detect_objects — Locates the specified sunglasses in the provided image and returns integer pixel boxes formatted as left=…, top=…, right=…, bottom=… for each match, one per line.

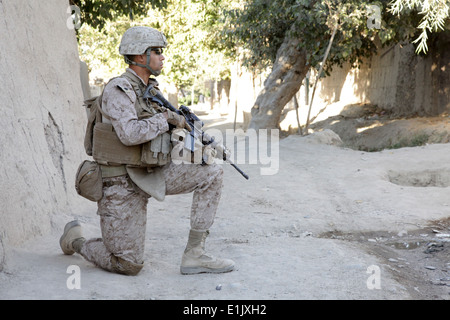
left=150, top=48, right=164, bottom=55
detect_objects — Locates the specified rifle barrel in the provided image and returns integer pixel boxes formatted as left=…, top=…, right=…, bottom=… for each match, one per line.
left=230, top=163, right=249, bottom=180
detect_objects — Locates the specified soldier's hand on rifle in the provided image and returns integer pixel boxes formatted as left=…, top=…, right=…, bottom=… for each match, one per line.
left=202, top=145, right=217, bottom=165
left=164, top=110, right=193, bottom=132
left=216, top=144, right=231, bottom=161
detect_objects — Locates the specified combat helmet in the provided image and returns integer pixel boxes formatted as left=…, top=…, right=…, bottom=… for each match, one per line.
left=119, top=26, right=168, bottom=76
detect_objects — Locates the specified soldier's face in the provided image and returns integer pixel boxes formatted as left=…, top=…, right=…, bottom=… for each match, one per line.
left=149, top=48, right=165, bottom=73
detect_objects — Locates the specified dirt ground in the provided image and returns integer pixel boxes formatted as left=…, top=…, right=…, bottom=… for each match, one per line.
left=307, top=105, right=450, bottom=300
left=1, top=108, right=450, bottom=301
left=309, top=103, right=450, bottom=152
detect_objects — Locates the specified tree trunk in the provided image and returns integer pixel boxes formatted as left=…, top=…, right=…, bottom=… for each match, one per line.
left=249, top=28, right=309, bottom=130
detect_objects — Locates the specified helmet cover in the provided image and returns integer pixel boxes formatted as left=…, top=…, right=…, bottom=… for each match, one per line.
left=119, top=26, right=167, bottom=56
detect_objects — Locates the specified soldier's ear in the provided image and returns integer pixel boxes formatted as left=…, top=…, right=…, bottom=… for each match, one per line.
left=133, top=54, right=145, bottom=64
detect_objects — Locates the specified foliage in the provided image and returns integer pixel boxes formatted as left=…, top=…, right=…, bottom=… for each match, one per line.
left=75, top=0, right=449, bottom=103
left=70, top=0, right=167, bottom=30
left=218, top=0, right=446, bottom=75
left=389, top=0, right=449, bottom=53
left=77, top=0, right=232, bottom=93
left=219, top=0, right=297, bottom=71
left=146, top=0, right=232, bottom=86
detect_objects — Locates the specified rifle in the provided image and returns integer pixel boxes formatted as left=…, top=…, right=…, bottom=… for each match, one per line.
left=143, top=85, right=249, bottom=180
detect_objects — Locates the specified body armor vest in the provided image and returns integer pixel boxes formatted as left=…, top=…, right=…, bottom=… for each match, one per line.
left=85, top=71, right=172, bottom=168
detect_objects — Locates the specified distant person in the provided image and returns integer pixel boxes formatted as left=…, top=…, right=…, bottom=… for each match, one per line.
left=60, top=26, right=235, bottom=276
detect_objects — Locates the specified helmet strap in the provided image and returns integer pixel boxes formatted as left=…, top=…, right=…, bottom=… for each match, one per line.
left=124, top=48, right=160, bottom=77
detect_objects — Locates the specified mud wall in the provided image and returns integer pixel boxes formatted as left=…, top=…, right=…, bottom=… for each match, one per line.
left=314, top=34, right=449, bottom=117
left=0, top=0, right=90, bottom=271
left=242, top=34, right=449, bottom=130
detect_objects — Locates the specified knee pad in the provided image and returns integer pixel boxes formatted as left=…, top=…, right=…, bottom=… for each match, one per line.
left=110, top=255, right=144, bottom=276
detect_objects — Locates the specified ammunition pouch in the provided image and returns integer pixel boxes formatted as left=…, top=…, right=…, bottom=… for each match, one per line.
left=75, top=160, right=103, bottom=202
left=141, top=132, right=171, bottom=167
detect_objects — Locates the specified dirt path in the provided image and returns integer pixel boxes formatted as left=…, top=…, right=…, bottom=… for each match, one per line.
left=1, top=113, right=450, bottom=300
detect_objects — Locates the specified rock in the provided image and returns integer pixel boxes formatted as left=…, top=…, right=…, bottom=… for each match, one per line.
left=397, top=230, right=408, bottom=237
left=303, top=129, right=343, bottom=146
left=424, top=242, right=444, bottom=254
left=436, top=234, right=450, bottom=238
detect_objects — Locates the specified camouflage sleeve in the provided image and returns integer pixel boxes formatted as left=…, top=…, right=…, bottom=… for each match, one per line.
left=102, top=78, right=169, bottom=146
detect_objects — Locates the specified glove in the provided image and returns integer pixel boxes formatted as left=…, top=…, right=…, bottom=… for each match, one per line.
left=213, top=143, right=231, bottom=161
left=203, top=145, right=217, bottom=165
left=166, top=110, right=193, bottom=132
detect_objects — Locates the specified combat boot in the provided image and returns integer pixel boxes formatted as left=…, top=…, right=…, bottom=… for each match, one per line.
left=180, top=230, right=235, bottom=275
left=60, top=220, right=85, bottom=255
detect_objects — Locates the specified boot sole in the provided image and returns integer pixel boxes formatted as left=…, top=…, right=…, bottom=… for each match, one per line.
left=180, top=264, right=235, bottom=275
left=59, top=220, right=81, bottom=255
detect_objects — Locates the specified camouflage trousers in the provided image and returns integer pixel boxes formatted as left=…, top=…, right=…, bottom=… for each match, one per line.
left=79, top=162, right=224, bottom=274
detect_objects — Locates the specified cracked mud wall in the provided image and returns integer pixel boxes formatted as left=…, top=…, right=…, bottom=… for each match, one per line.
left=0, top=0, right=88, bottom=270
left=302, top=35, right=449, bottom=122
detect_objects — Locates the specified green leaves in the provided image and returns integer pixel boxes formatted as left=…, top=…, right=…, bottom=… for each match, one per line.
left=77, top=0, right=232, bottom=92
left=218, top=0, right=444, bottom=75
left=71, top=0, right=168, bottom=30
left=76, top=0, right=447, bottom=93
left=388, top=0, right=450, bottom=53
left=217, top=0, right=292, bottom=71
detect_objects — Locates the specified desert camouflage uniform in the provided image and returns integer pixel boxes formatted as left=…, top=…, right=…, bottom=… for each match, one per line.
left=79, top=69, right=224, bottom=275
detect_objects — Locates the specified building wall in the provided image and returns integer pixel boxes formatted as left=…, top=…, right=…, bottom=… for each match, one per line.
left=0, top=0, right=92, bottom=271
left=309, top=38, right=449, bottom=121
left=234, top=36, right=449, bottom=130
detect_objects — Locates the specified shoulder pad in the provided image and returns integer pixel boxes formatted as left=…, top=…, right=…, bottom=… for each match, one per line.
left=109, top=78, right=136, bottom=103
left=148, top=78, right=159, bottom=87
